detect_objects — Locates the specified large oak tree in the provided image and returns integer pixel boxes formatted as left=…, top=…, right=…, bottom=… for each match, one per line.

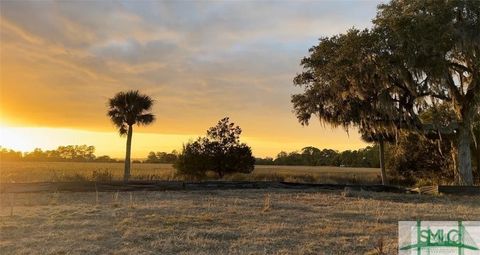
left=293, top=0, right=479, bottom=185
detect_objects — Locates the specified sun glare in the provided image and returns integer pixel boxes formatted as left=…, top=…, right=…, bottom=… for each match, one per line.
left=0, top=124, right=198, bottom=158
left=0, top=126, right=52, bottom=152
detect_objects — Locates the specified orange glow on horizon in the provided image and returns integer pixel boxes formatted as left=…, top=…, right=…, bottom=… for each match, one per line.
left=0, top=0, right=376, bottom=159
left=0, top=125, right=195, bottom=158
left=0, top=123, right=369, bottom=159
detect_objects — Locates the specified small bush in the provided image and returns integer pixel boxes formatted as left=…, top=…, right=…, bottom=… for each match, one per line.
left=174, top=117, right=255, bottom=179
left=386, top=132, right=454, bottom=186
left=92, top=170, right=113, bottom=182
left=63, top=173, right=89, bottom=182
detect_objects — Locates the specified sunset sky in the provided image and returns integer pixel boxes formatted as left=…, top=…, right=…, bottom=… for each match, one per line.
left=0, top=1, right=383, bottom=158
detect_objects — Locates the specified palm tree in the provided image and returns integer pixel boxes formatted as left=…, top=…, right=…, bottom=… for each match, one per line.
left=107, top=90, right=155, bottom=182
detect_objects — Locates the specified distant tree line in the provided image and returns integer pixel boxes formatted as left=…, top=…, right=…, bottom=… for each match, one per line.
left=1, top=143, right=380, bottom=168
left=145, top=151, right=179, bottom=163
left=0, top=145, right=118, bottom=162
left=255, top=146, right=380, bottom=168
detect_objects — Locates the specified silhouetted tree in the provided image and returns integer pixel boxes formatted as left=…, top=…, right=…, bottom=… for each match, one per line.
left=273, top=151, right=289, bottom=165
left=0, top=147, right=23, bottom=161
left=292, top=29, right=398, bottom=184
left=95, top=155, right=117, bottom=163
left=146, top=151, right=158, bottom=162
left=174, top=140, right=211, bottom=179
left=301, top=146, right=321, bottom=165
left=145, top=151, right=178, bottom=163
left=255, top=157, right=274, bottom=165
left=174, top=117, right=255, bottom=178
left=56, top=145, right=95, bottom=161
left=107, top=90, right=155, bottom=181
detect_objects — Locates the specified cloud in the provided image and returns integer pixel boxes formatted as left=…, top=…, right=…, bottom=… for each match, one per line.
left=0, top=0, right=382, bottom=151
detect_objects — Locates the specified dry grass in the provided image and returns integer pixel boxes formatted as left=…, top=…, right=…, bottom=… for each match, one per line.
left=0, top=162, right=381, bottom=184
left=0, top=189, right=478, bottom=254
left=0, top=162, right=175, bottom=183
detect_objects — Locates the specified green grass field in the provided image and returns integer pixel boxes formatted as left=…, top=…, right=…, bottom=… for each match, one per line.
left=0, top=161, right=381, bottom=184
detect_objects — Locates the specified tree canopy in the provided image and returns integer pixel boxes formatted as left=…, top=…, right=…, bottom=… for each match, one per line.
left=293, top=0, right=479, bottom=185
left=107, top=90, right=155, bottom=136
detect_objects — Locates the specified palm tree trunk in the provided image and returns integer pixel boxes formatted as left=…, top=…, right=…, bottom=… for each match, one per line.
left=379, top=138, right=388, bottom=185
left=124, top=125, right=133, bottom=182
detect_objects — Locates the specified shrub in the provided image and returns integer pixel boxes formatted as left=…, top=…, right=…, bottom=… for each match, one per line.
left=64, top=173, right=89, bottom=182
left=92, top=170, right=113, bottom=182
left=174, top=140, right=210, bottom=179
left=386, top=133, right=454, bottom=185
left=174, top=117, right=255, bottom=178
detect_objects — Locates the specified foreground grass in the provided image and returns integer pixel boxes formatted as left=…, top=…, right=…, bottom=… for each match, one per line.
left=0, top=161, right=381, bottom=184
left=0, top=190, right=478, bottom=254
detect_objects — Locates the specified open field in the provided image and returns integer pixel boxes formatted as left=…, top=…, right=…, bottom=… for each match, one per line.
left=0, top=162, right=381, bottom=184
left=0, top=189, right=479, bottom=254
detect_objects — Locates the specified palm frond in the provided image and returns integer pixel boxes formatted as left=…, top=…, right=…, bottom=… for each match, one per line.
left=136, top=113, right=155, bottom=125
left=119, top=124, right=128, bottom=136
left=138, top=95, right=153, bottom=111
left=107, top=90, right=155, bottom=135
left=108, top=92, right=127, bottom=109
